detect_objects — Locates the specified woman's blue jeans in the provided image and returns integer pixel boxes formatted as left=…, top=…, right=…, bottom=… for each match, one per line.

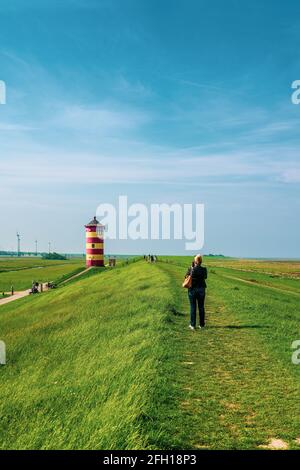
left=188, top=287, right=206, bottom=327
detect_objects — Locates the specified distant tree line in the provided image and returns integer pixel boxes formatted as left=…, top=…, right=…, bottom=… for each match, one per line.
left=207, top=254, right=225, bottom=257
left=42, top=252, right=67, bottom=260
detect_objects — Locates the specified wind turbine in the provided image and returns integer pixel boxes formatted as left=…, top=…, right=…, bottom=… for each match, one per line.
left=16, top=231, right=21, bottom=257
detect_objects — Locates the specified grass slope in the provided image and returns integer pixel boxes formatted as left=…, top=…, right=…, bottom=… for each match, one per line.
left=0, top=261, right=178, bottom=450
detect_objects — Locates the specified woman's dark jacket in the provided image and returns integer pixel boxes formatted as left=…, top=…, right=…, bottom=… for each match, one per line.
left=186, top=265, right=207, bottom=289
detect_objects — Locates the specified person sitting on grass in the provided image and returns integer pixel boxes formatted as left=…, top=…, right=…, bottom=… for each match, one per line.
left=186, top=254, right=207, bottom=331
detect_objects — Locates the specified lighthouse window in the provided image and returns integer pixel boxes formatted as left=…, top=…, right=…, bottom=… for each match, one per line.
left=92, top=243, right=95, bottom=248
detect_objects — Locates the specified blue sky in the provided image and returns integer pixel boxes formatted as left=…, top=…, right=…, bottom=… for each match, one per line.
left=0, top=0, right=300, bottom=257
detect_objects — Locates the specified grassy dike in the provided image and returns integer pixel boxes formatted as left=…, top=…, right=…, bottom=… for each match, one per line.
left=1, top=258, right=300, bottom=450
left=0, top=261, right=180, bottom=450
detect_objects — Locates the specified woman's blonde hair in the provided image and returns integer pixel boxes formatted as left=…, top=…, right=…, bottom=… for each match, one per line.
left=194, top=254, right=202, bottom=265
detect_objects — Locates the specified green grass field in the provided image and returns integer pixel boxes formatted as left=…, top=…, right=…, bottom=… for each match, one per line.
left=0, top=257, right=84, bottom=271
left=0, top=257, right=86, bottom=292
left=0, top=256, right=299, bottom=449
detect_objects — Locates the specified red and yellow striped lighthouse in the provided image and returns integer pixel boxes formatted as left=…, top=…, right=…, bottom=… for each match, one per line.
left=85, top=216, right=105, bottom=267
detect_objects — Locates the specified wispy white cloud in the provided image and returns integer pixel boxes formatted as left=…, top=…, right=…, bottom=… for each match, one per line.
left=175, top=79, right=225, bottom=92
left=113, top=76, right=154, bottom=98
left=0, top=122, right=37, bottom=131
left=1, top=138, right=300, bottom=187
left=50, top=103, right=150, bottom=134
left=281, top=169, right=300, bottom=183
left=1, top=55, right=299, bottom=192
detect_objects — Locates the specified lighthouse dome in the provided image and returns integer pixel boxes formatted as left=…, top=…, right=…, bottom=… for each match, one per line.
left=85, top=216, right=103, bottom=227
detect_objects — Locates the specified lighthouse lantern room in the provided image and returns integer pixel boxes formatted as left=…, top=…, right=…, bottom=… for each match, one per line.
left=85, top=216, right=105, bottom=267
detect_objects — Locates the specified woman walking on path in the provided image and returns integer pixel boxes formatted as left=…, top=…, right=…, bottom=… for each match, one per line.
left=185, top=255, right=207, bottom=331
